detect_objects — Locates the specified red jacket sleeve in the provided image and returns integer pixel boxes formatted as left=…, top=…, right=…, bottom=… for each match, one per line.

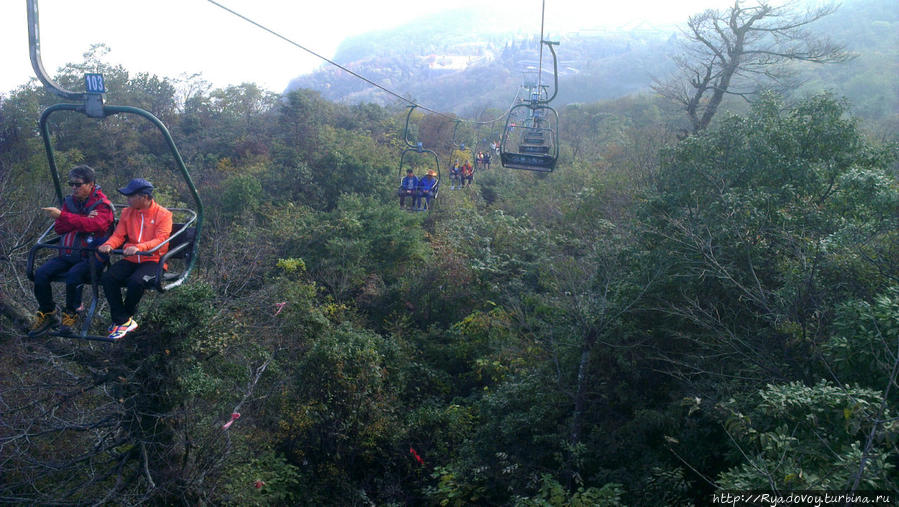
left=54, top=202, right=114, bottom=235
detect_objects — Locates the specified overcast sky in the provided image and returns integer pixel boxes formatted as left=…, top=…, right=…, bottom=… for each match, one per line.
left=1, top=0, right=737, bottom=96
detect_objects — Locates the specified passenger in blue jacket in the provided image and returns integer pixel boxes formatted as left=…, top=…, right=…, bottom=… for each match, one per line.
left=398, top=168, right=418, bottom=209
left=416, top=170, right=438, bottom=210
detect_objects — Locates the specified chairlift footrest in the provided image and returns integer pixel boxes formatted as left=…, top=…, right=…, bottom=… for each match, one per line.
left=47, top=330, right=120, bottom=342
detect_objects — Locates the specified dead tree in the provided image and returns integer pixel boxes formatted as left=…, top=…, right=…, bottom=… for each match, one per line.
left=653, top=0, right=851, bottom=134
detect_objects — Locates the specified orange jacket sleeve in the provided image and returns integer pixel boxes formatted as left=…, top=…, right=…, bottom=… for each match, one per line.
left=101, top=208, right=130, bottom=249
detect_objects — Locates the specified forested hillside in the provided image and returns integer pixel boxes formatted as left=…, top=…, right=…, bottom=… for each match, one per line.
left=1, top=13, right=898, bottom=506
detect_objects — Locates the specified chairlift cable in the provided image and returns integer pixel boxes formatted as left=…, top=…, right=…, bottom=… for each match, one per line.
left=206, top=0, right=514, bottom=126
left=537, top=0, right=546, bottom=93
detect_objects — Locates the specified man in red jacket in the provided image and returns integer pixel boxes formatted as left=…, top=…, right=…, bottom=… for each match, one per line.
left=98, top=178, right=173, bottom=340
left=29, top=165, right=114, bottom=337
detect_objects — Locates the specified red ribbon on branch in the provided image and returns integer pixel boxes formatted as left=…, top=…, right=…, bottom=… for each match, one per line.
left=409, top=446, right=423, bottom=465
left=221, top=412, right=241, bottom=429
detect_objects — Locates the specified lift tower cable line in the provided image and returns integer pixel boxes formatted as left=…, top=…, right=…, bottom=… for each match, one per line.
left=206, top=0, right=517, bottom=126
left=537, top=0, right=546, bottom=94
left=206, top=1, right=410, bottom=108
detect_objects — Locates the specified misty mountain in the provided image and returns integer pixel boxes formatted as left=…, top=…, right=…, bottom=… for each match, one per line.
left=287, top=6, right=679, bottom=113
left=287, top=0, right=897, bottom=118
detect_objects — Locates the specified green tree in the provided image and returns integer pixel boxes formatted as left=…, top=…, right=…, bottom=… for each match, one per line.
left=647, top=93, right=898, bottom=385
left=643, top=92, right=898, bottom=494
left=717, top=381, right=895, bottom=490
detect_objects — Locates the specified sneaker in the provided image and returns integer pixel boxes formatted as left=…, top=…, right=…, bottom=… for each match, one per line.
left=58, top=311, right=79, bottom=334
left=28, top=309, right=59, bottom=337
left=108, top=318, right=138, bottom=340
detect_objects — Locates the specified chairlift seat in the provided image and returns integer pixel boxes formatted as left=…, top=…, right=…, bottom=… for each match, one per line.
left=519, top=144, right=550, bottom=154
left=501, top=152, right=556, bottom=172
left=141, top=223, right=197, bottom=291
left=26, top=235, right=108, bottom=284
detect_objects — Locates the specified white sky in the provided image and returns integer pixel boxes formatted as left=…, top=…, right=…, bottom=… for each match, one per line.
left=0, top=0, right=736, bottom=96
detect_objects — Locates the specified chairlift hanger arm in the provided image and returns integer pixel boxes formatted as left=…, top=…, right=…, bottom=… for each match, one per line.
left=397, top=106, right=442, bottom=179
left=27, top=0, right=87, bottom=101
left=402, top=105, right=442, bottom=155
left=452, top=121, right=462, bottom=148
left=539, top=40, right=559, bottom=105
left=452, top=120, right=475, bottom=152
left=402, top=105, right=420, bottom=149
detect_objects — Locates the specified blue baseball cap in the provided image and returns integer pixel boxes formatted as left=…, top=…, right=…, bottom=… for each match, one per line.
left=118, top=178, right=154, bottom=196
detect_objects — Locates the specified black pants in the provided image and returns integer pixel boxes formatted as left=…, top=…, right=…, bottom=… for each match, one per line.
left=399, top=189, right=415, bottom=207
left=101, top=260, right=160, bottom=325
left=33, top=255, right=105, bottom=313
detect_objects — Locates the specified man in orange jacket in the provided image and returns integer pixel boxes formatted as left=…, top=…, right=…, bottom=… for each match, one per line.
left=98, top=178, right=172, bottom=340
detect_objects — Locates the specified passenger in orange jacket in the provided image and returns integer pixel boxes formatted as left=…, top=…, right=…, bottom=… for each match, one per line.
left=98, top=178, right=173, bottom=340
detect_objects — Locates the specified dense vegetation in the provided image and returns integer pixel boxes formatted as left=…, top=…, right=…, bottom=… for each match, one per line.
left=1, top=41, right=897, bottom=505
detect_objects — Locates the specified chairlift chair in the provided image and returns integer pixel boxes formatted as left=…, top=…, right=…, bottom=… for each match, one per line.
left=25, top=0, right=203, bottom=341
left=500, top=103, right=559, bottom=172
left=500, top=39, right=561, bottom=173
left=396, top=106, right=441, bottom=211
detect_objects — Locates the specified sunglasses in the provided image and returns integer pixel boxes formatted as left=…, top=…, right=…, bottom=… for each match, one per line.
left=68, top=181, right=87, bottom=187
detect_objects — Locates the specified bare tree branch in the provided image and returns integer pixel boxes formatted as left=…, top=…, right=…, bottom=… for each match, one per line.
left=653, top=0, right=851, bottom=133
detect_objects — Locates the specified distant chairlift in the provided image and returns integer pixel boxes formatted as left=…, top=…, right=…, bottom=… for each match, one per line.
left=396, top=105, right=440, bottom=210
left=500, top=40, right=560, bottom=173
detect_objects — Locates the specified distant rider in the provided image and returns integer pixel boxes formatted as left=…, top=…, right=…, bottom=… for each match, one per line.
left=399, top=168, right=418, bottom=209
left=416, top=170, right=438, bottom=210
